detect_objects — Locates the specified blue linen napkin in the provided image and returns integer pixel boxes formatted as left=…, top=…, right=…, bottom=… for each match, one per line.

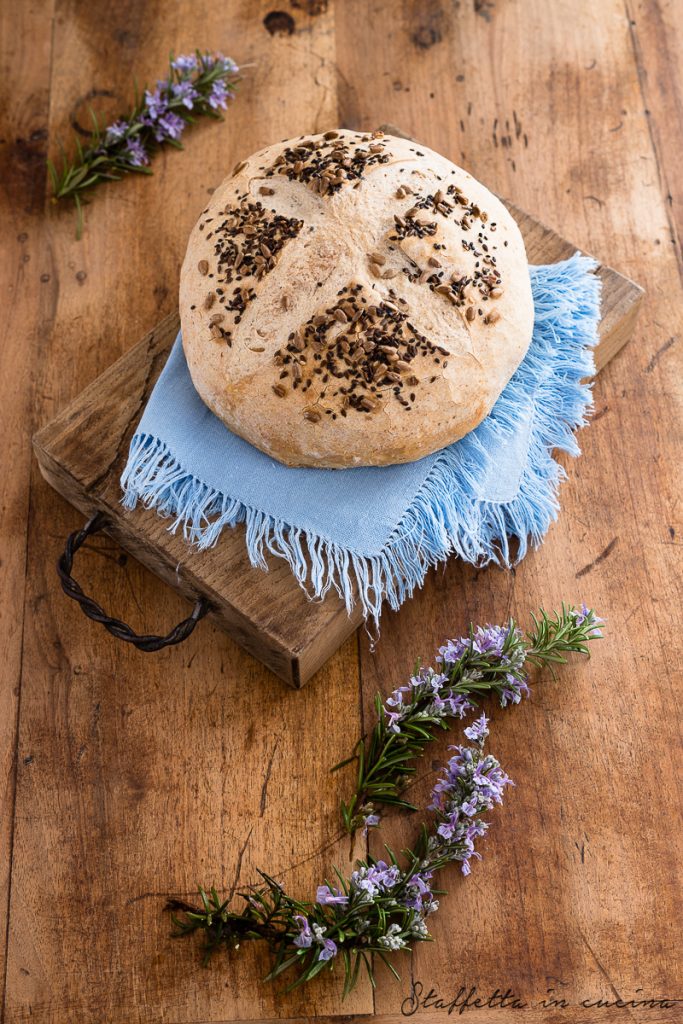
left=121, top=254, right=600, bottom=625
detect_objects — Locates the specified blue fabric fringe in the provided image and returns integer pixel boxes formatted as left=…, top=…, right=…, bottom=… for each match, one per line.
left=121, top=254, right=601, bottom=627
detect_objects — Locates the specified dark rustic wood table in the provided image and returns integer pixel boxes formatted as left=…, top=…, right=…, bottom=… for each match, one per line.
left=1, top=2, right=681, bottom=1022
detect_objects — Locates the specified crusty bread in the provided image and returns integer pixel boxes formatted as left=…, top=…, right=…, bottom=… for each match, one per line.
left=180, top=129, right=534, bottom=468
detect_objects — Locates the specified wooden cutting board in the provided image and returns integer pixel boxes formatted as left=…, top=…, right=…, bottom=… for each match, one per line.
left=32, top=201, right=643, bottom=687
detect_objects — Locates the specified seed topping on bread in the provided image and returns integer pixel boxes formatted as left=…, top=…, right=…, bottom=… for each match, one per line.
left=272, top=283, right=453, bottom=419
left=263, top=129, right=390, bottom=195
left=194, top=200, right=303, bottom=327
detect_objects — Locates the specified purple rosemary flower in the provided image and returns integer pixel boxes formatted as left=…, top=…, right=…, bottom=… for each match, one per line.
left=461, top=796, right=479, bottom=816
left=400, top=870, right=434, bottom=911
left=385, top=710, right=402, bottom=734
left=208, top=79, right=230, bottom=110
left=368, top=861, right=400, bottom=889
left=573, top=602, right=590, bottom=625
left=437, top=623, right=519, bottom=664
left=316, top=884, right=348, bottom=906
left=143, top=84, right=168, bottom=120
left=172, top=79, right=199, bottom=109
left=318, top=938, right=338, bottom=961
left=124, top=138, right=149, bottom=167
left=437, top=637, right=469, bottom=664
left=292, top=914, right=313, bottom=949
left=362, top=812, right=380, bottom=834
left=171, top=54, right=198, bottom=73
left=464, top=713, right=490, bottom=743
left=105, top=119, right=128, bottom=142
left=500, top=673, right=531, bottom=707
left=573, top=603, right=604, bottom=635
left=154, top=111, right=185, bottom=142
left=215, top=54, right=239, bottom=74
left=350, top=860, right=400, bottom=898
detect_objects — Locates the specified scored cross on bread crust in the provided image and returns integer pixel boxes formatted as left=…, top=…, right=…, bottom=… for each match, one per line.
left=180, top=129, right=533, bottom=468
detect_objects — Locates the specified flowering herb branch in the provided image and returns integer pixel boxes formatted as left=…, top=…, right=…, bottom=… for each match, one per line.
left=169, top=717, right=510, bottom=995
left=47, top=51, right=239, bottom=237
left=335, top=604, right=603, bottom=835
left=169, top=603, right=601, bottom=997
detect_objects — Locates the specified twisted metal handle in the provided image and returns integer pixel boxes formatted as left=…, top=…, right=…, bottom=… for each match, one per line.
left=57, top=512, right=209, bottom=651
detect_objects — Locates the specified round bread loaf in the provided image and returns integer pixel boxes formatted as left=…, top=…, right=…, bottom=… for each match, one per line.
left=180, top=129, right=534, bottom=468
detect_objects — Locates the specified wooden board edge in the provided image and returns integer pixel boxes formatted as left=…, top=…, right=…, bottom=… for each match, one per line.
left=593, top=265, right=645, bottom=372
left=32, top=432, right=366, bottom=687
left=32, top=308, right=181, bottom=455
left=31, top=439, right=301, bottom=686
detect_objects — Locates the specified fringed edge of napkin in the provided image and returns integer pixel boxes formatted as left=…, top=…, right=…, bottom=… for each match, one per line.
left=121, top=254, right=600, bottom=627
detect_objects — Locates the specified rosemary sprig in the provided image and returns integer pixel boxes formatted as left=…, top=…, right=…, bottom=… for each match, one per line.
left=335, top=603, right=603, bottom=834
left=170, top=603, right=601, bottom=996
left=170, top=720, right=510, bottom=996
left=47, top=50, right=239, bottom=237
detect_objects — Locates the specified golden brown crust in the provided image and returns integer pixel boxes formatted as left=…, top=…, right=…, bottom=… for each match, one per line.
left=180, top=130, right=534, bottom=468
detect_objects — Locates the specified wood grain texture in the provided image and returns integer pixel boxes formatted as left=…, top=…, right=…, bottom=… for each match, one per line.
left=32, top=199, right=642, bottom=686
left=0, top=0, right=56, bottom=1007
left=2, top=0, right=681, bottom=1022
